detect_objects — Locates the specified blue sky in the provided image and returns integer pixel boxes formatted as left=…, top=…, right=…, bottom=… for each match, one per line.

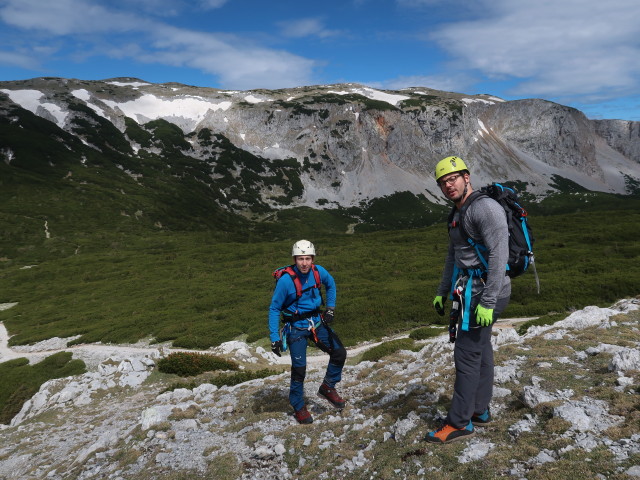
left=0, top=0, right=639, bottom=120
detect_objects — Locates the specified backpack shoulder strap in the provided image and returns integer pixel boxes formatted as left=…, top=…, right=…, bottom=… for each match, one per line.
left=310, top=264, right=321, bottom=289
left=274, top=264, right=323, bottom=311
left=273, top=265, right=303, bottom=298
left=451, top=190, right=487, bottom=238
left=283, top=266, right=303, bottom=298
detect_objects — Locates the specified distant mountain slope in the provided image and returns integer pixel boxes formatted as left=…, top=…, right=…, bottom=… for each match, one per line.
left=0, top=77, right=638, bottom=234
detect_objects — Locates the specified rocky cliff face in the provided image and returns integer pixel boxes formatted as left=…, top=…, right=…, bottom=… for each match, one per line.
left=593, top=119, right=640, bottom=164
left=1, top=78, right=639, bottom=216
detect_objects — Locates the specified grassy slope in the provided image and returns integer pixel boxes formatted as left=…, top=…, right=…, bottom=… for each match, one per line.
left=0, top=101, right=638, bottom=349
left=1, top=199, right=639, bottom=350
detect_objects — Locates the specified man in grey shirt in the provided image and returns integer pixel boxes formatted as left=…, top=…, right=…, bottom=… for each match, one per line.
left=425, top=156, right=511, bottom=444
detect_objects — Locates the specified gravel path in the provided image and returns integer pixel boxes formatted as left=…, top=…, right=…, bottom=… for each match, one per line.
left=0, top=302, right=533, bottom=369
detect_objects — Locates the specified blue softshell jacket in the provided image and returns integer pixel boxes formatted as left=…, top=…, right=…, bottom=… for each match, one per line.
left=268, top=264, right=336, bottom=342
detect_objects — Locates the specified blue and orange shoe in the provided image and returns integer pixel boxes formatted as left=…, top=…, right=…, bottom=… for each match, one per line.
left=425, top=421, right=475, bottom=443
left=471, top=408, right=492, bottom=425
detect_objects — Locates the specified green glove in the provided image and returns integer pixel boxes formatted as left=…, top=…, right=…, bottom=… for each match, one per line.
left=475, top=305, right=494, bottom=327
left=433, top=296, right=445, bottom=316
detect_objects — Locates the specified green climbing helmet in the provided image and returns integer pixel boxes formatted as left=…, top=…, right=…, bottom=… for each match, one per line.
left=434, top=156, right=469, bottom=182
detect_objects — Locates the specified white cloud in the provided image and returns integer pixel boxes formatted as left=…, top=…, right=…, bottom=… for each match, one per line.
left=0, top=0, right=148, bottom=35
left=0, top=49, right=42, bottom=69
left=277, top=18, right=342, bottom=39
left=0, top=0, right=316, bottom=90
left=145, top=26, right=316, bottom=89
left=199, top=0, right=228, bottom=9
left=429, top=0, right=640, bottom=99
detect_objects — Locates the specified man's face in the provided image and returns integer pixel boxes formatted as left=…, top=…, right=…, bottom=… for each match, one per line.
left=438, top=172, right=468, bottom=202
left=294, top=255, right=314, bottom=274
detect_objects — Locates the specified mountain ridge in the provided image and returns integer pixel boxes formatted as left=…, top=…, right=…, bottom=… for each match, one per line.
left=1, top=77, right=638, bottom=227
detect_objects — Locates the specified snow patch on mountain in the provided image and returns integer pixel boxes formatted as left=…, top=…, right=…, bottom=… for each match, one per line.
left=463, top=98, right=498, bottom=106
left=106, top=81, right=151, bottom=88
left=71, top=89, right=110, bottom=119
left=1, top=89, right=67, bottom=125
left=244, top=94, right=271, bottom=104
left=100, top=94, right=231, bottom=130
left=328, top=86, right=410, bottom=106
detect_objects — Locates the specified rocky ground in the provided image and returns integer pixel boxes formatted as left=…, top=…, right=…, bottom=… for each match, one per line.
left=0, top=298, right=639, bottom=480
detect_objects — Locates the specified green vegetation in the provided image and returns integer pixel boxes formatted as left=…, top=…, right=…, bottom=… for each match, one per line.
left=157, top=352, right=238, bottom=376
left=354, top=191, right=449, bottom=231
left=359, top=338, right=419, bottom=363
left=285, top=93, right=400, bottom=112
left=409, top=326, right=447, bottom=340
left=398, top=95, right=441, bottom=110
left=1, top=205, right=639, bottom=351
left=1, top=91, right=639, bottom=361
left=0, top=352, right=86, bottom=424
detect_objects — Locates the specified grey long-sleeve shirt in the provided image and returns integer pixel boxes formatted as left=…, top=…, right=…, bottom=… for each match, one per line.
left=436, top=195, right=511, bottom=309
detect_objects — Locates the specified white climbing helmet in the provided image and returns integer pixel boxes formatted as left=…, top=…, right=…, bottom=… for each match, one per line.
left=292, top=239, right=316, bottom=257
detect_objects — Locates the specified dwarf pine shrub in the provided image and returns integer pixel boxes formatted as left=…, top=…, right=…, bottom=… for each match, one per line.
left=162, top=368, right=278, bottom=393
left=409, top=326, right=446, bottom=340
left=0, top=352, right=86, bottom=424
left=359, top=338, right=418, bottom=363
left=157, top=352, right=238, bottom=377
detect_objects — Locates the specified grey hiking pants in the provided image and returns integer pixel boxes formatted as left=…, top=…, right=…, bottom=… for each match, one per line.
left=446, top=295, right=510, bottom=429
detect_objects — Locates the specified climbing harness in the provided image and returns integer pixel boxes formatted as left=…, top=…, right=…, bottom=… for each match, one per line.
left=449, top=266, right=486, bottom=331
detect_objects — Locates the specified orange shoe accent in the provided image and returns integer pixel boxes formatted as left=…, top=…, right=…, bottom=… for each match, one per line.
left=425, top=421, right=474, bottom=443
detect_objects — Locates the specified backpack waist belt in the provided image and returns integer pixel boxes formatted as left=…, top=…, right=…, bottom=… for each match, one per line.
left=282, top=309, right=321, bottom=322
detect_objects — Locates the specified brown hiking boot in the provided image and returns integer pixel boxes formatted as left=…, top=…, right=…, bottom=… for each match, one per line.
left=294, top=406, right=313, bottom=424
left=318, top=383, right=346, bottom=408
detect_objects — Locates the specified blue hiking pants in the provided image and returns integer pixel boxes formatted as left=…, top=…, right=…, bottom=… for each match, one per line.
left=287, top=319, right=347, bottom=411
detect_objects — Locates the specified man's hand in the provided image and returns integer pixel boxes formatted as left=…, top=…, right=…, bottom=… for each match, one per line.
left=475, top=305, right=494, bottom=327
left=433, top=296, right=445, bottom=316
left=323, top=308, right=335, bottom=325
left=271, top=340, right=283, bottom=357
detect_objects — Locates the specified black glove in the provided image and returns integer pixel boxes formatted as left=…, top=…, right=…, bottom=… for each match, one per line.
left=323, top=308, right=335, bottom=325
left=271, top=340, right=282, bottom=357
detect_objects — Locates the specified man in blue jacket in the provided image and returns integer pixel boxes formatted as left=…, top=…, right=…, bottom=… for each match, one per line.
left=269, top=239, right=347, bottom=424
left=426, top=156, right=511, bottom=444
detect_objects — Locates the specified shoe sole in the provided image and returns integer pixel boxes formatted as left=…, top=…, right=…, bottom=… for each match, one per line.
left=425, top=431, right=475, bottom=444
left=294, top=413, right=313, bottom=424
left=471, top=419, right=492, bottom=426
left=317, top=392, right=345, bottom=409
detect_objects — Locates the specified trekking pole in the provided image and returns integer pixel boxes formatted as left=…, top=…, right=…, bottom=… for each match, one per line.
left=530, top=254, right=540, bottom=294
